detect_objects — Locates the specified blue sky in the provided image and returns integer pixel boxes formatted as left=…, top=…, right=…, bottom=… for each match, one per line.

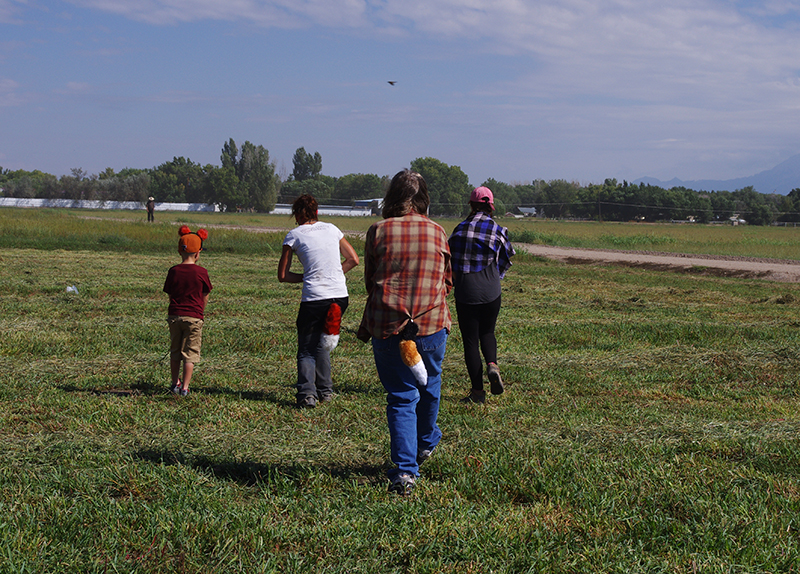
left=3, top=0, right=800, bottom=186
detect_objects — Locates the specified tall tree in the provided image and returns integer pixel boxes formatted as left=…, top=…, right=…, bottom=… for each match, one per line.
left=333, top=173, right=383, bottom=202
left=778, top=188, right=800, bottom=222
left=61, top=168, right=98, bottom=201
left=149, top=157, right=205, bottom=203
left=733, top=186, right=774, bottom=225
left=239, top=141, right=279, bottom=212
left=221, top=139, right=239, bottom=171
left=214, top=139, right=279, bottom=211
left=280, top=179, right=333, bottom=203
left=1, top=170, right=58, bottom=199
left=291, top=147, right=322, bottom=181
left=410, top=157, right=471, bottom=216
left=541, top=179, right=580, bottom=218
left=207, top=166, right=244, bottom=212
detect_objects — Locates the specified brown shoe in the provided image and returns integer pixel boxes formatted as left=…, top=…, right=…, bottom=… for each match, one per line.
left=461, top=389, right=486, bottom=404
left=487, top=363, right=504, bottom=395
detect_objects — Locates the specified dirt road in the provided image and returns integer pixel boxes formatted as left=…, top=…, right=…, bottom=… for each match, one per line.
left=517, top=244, right=800, bottom=283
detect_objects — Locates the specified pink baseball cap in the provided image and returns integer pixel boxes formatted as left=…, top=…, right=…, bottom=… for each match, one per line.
left=470, top=186, right=494, bottom=209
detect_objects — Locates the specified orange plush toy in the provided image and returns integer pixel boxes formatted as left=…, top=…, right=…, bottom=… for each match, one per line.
left=320, top=302, right=342, bottom=352
left=399, top=320, right=428, bottom=387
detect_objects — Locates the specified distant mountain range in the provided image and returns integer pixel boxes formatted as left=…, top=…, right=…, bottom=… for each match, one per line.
left=634, top=154, right=800, bottom=195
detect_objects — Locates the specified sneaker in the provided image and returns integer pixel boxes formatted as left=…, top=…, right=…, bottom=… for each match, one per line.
left=417, top=447, right=435, bottom=466
left=179, top=388, right=189, bottom=397
left=460, top=389, right=486, bottom=404
left=487, top=363, right=504, bottom=395
left=318, top=393, right=334, bottom=403
left=297, top=395, right=317, bottom=409
left=388, top=473, right=416, bottom=496
left=170, top=380, right=182, bottom=395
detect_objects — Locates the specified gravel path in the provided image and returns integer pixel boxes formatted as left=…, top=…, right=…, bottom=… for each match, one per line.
left=517, top=244, right=800, bottom=283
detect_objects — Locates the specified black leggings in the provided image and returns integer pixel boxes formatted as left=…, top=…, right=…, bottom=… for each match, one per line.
left=455, top=296, right=501, bottom=390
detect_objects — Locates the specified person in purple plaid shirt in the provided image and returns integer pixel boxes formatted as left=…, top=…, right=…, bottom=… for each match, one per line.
left=448, top=186, right=515, bottom=404
left=358, top=170, right=452, bottom=495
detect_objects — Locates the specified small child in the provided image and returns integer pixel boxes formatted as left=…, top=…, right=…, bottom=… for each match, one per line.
left=163, top=225, right=213, bottom=396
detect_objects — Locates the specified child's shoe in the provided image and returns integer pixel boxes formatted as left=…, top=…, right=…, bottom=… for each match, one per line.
left=170, top=380, right=182, bottom=395
left=179, top=388, right=189, bottom=397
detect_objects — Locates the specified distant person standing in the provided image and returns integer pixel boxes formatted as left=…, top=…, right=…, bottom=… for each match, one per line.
left=163, top=226, right=213, bottom=397
left=278, top=194, right=359, bottom=408
left=448, top=186, right=515, bottom=404
left=146, top=197, right=155, bottom=222
left=358, top=170, right=452, bottom=495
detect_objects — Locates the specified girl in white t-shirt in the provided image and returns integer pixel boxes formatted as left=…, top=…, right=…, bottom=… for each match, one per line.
left=278, top=194, right=359, bottom=408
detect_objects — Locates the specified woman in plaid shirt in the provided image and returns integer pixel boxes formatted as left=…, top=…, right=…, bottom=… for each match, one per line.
left=448, top=186, right=515, bottom=404
left=358, top=170, right=452, bottom=495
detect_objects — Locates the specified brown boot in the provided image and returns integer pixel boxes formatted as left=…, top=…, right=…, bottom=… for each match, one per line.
left=487, top=363, right=504, bottom=395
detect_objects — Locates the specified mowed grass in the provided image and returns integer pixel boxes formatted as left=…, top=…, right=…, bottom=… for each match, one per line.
left=1, top=208, right=800, bottom=572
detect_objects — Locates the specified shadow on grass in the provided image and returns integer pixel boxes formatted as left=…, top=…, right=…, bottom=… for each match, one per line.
left=134, top=448, right=386, bottom=487
left=57, top=380, right=161, bottom=397
left=57, top=380, right=380, bottom=408
left=202, top=385, right=295, bottom=406
left=334, top=381, right=385, bottom=396
left=56, top=381, right=385, bottom=409
left=57, top=381, right=299, bottom=406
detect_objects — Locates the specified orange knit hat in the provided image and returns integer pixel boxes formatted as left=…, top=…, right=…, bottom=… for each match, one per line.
left=178, top=225, right=208, bottom=254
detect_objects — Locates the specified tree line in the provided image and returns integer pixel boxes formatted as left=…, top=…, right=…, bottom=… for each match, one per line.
left=486, top=178, right=800, bottom=225
left=0, top=139, right=281, bottom=214
left=2, top=139, right=800, bottom=224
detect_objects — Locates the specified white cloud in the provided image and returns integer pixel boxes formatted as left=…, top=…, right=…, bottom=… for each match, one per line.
left=391, top=0, right=800, bottom=157
left=64, top=1, right=800, bottom=97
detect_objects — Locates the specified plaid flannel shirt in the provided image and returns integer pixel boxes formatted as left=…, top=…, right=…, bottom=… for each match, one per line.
left=357, top=213, right=452, bottom=341
left=448, top=212, right=515, bottom=278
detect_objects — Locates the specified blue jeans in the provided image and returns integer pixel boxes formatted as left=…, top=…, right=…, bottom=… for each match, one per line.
left=296, top=297, right=349, bottom=400
left=372, top=328, right=448, bottom=479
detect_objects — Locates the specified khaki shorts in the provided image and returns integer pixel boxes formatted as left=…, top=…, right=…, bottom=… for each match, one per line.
left=167, top=316, right=204, bottom=363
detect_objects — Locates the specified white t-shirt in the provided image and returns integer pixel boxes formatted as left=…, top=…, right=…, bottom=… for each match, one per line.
left=283, top=221, right=348, bottom=302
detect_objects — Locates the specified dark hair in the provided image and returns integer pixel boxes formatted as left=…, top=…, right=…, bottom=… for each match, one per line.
left=382, top=170, right=430, bottom=218
left=292, top=194, right=318, bottom=223
left=470, top=201, right=494, bottom=215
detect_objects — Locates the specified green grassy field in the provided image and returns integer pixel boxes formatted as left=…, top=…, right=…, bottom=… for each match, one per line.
left=13, top=208, right=800, bottom=260
left=1, top=208, right=799, bottom=573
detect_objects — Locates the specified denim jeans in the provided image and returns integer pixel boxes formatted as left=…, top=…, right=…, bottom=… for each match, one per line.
left=372, top=328, right=448, bottom=479
left=296, top=297, right=349, bottom=400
